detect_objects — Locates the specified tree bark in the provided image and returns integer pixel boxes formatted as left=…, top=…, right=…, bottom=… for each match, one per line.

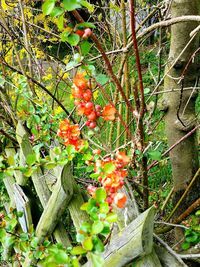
left=164, top=0, right=200, bottom=220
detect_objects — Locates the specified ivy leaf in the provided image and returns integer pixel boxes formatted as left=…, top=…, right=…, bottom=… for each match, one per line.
left=80, top=222, right=91, bottom=233
left=95, top=188, right=106, bottom=202
left=67, top=34, right=80, bottom=46
left=63, top=0, right=81, bottom=11
left=42, top=0, right=56, bottom=15
left=92, top=221, right=104, bottom=234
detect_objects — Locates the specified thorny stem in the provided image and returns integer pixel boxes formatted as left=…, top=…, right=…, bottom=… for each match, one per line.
left=72, top=10, right=135, bottom=114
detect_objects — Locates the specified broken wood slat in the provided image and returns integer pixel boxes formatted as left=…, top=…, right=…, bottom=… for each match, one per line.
left=50, top=150, right=90, bottom=231
left=16, top=121, right=51, bottom=206
left=36, top=164, right=73, bottom=240
left=3, top=175, right=16, bottom=208
left=13, top=183, right=33, bottom=233
left=84, top=207, right=155, bottom=267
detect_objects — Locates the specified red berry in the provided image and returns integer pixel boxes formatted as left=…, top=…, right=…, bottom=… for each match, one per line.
left=89, top=121, right=96, bottom=129
left=87, top=111, right=97, bottom=121
left=75, top=29, right=84, bottom=37
left=85, top=120, right=90, bottom=126
left=96, top=111, right=101, bottom=117
left=83, top=89, right=92, bottom=101
left=83, top=28, right=92, bottom=39
left=95, top=105, right=102, bottom=111
left=106, top=197, right=113, bottom=205
left=85, top=102, right=93, bottom=109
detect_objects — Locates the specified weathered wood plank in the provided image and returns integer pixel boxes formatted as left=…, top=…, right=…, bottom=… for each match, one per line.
left=16, top=121, right=51, bottom=206
left=132, top=248, right=162, bottom=267
left=36, top=164, right=73, bottom=240
left=14, top=183, right=33, bottom=232
left=155, top=245, right=188, bottom=267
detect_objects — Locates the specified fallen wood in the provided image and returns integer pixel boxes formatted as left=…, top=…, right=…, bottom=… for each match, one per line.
left=36, top=164, right=73, bottom=240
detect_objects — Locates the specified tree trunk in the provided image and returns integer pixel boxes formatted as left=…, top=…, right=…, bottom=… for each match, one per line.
left=164, top=0, right=199, bottom=221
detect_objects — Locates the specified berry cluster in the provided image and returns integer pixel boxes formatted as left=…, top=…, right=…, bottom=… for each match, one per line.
left=72, top=73, right=101, bottom=129
left=72, top=72, right=116, bottom=128
left=87, top=151, right=130, bottom=210
left=57, top=119, right=84, bottom=151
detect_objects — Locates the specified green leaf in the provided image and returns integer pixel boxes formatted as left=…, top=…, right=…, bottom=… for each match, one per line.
left=72, top=257, right=80, bottom=267
left=80, top=41, right=91, bottom=55
left=148, top=150, right=162, bottom=161
left=90, top=253, right=104, bottom=267
left=71, top=246, right=87, bottom=255
left=80, top=202, right=89, bottom=211
left=50, top=7, right=64, bottom=17
left=95, top=188, right=106, bottom=202
left=186, top=233, right=199, bottom=243
left=144, top=88, right=151, bottom=95
left=92, top=221, right=104, bottom=234
left=80, top=222, right=91, bottom=233
left=23, top=167, right=33, bottom=177
left=33, top=249, right=43, bottom=259
left=96, top=74, right=109, bottom=85
left=83, top=153, right=93, bottom=161
left=82, top=236, right=93, bottom=251
left=20, top=233, right=29, bottom=241
left=58, top=14, right=64, bottom=30
left=46, top=162, right=57, bottom=169
left=26, top=153, right=37, bottom=165
left=42, top=0, right=55, bottom=15
left=181, top=242, right=190, bottom=250
left=0, top=228, right=6, bottom=239
left=103, top=162, right=115, bottom=174
left=90, top=173, right=100, bottom=179
left=60, top=31, right=71, bottom=42
left=76, top=233, right=86, bottom=243
left=106, top=212, right=117, bottom=223
left=77, top=22, right=96, bottom=29
left=67, top=34, right=80, bottom=46
left=80, top=0, right=94, bottom=12
left=54, top=250, right=69, bottom=264
left=31, top=237, right=39, bottom=248
left=195, top=210, right=200, bottom=216
left=63, top=0, right=81, bottom=11
left=101, top=224, right=110, bottom=236
left=99, top=203, right=109, bottom=214
left=93, top=236, right=104, bottom=253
